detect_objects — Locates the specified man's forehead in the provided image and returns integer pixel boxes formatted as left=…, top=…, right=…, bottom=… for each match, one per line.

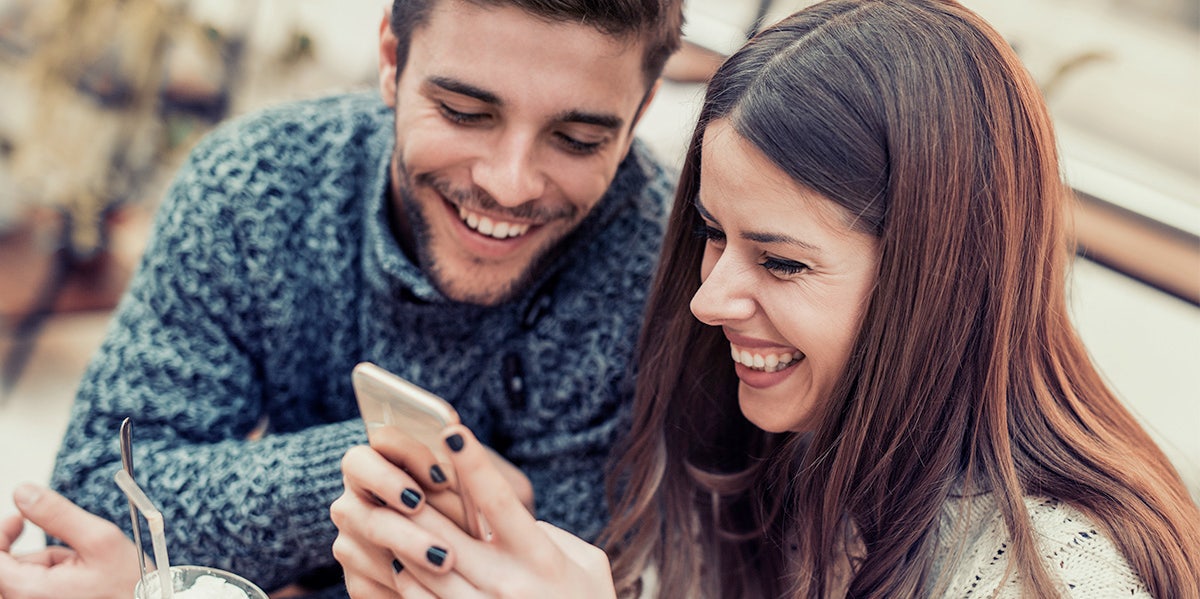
left=408, top=1, right=650, bottom=120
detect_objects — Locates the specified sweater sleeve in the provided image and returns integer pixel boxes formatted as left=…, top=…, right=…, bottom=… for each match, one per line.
left=48, top=125, right=359, bottom=592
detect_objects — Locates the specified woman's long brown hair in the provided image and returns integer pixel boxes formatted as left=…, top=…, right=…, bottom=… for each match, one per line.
left=600, top=0, right=1200, bottom=597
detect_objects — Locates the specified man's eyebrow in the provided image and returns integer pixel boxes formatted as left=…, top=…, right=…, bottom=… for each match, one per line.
left=426, top=76, right=500, bottom=105
left=693, top=195, right=822, bottom=251
left=426, top=78, right=623, bottom=131
left=556, top=110, right=623, bottom=131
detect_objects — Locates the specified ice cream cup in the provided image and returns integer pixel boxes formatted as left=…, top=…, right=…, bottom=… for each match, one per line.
left=134, top=565, right=268, bottom=599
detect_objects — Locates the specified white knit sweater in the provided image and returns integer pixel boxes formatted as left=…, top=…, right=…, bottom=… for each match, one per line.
left=934, top=495, right=1151, bottom=597
left=639, top=495, right=1151, bottom=597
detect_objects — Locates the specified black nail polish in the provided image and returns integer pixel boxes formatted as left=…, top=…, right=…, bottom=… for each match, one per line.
left=430, top=464, right=447, bottom=484
left=445, top=434, right=465, bottom=452
left=400, top=488, right=421, bottom=509
left=392, top=558, right=404, bottom=574
left=427, top=545, right=448, bottom=567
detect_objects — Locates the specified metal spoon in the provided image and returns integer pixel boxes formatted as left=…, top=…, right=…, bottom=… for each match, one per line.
left=120, top=417, right=149, bottom=581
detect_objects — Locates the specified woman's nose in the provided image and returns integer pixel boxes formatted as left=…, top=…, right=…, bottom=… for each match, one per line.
left=690, top=254, right=757, bottom=326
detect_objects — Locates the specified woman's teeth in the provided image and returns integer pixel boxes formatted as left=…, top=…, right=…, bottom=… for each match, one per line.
left=730, top=344, right=803, bottom=373
left=459, top=207, right=531, bottom=239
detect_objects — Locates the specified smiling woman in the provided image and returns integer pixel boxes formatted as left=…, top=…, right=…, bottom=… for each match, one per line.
left=689, top=120, right=881, bottom=435
left=601, top=0, right=1200, bottom=597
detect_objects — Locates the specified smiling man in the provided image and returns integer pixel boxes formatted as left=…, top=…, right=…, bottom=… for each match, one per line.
left=39, top=0, right=682, bottom=597
left=381, top=0, right=665, bottom=305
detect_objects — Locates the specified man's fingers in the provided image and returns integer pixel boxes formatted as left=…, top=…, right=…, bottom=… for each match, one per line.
left=0, top=513, right=24, bottom=552
left=11, top=484, right=127, bottom=556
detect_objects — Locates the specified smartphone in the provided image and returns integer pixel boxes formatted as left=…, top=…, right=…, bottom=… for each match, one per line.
left=351, top=361, right=489, bottom=539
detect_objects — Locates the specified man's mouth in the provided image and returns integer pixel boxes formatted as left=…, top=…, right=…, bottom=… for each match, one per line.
left=456, top=205, right=533, bottom=240
left=730, top=343, right=804, bottom=373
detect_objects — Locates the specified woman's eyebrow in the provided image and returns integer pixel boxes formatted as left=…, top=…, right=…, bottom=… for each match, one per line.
left=694, top=195, right=822, bottom=251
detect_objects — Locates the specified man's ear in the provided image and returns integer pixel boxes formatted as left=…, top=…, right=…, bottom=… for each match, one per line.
left=378, top=10, right=399, bottom=108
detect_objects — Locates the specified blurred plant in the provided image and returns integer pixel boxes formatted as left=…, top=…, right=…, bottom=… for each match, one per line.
left=1041, top=49, right=1113, bottom=101
left=0, top=0, right=249, bottom=397
left=279, top=28, right=316, bottom=68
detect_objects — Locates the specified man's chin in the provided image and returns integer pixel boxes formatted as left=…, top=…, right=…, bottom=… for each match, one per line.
left=431, top=270, right=529, bottom=306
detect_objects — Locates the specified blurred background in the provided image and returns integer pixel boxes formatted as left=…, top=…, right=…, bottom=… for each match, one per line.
left=1, top=0, right=1197, bottom=555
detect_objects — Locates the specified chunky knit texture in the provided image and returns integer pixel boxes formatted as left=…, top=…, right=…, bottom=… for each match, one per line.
left=934, top=495, right=1152, bottom=597
left=49, top=92, right=674, bottom=593
left=637, top=495, right=1151, bottom=598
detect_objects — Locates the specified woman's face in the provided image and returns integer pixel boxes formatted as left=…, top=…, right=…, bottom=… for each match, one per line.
left=690, top=120, right=881, bottom=433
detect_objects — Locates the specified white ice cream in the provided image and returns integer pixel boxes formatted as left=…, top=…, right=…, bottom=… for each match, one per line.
left=171, top=575, right=251, bottom=599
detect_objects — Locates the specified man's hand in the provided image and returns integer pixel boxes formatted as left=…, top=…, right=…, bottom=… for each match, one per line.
left=0, top=484, right=142, bottom=599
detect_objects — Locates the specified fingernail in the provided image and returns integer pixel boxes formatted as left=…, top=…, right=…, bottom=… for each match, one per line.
left=391, top=558, right=404, bottom=574
left=426, top=545, right=448, bottom=567
left=445, top=434, right=464, bottom=453
left=429, top=465, right=447, bottom=484
left=13, top=484, right=41, bottom=510
left=400, top=488, right=421, bottom=509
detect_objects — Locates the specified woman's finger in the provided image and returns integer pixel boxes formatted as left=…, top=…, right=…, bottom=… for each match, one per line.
left=331, top=490, right=414, bottom=590
left=443, top=426, right=538, bottom=539
left=354, top=503, right=493, bottom=598
left=395, top=546, right=486, bottom=599
left=342, top=445, right=430, bottom=516
left=344, top=564, right=404, bottom=599
left=348, top=437, right=469, bottom=529
left=370, top=426, right=455, bottom=491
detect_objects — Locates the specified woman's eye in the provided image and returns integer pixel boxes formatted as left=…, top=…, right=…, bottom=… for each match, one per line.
left=761, top=257, right=808, bottom=277
left=693, top=222, right=726, bottom=245
left=439, top=103, right=486, bottom=124
left=555, top=132, right=602, bottom=155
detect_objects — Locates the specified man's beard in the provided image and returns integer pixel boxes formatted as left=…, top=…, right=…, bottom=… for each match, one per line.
left=393, top=161, right=579, bottom=306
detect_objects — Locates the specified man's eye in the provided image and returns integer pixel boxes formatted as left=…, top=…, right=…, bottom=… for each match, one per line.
left=555, top=132, right=602, bottom=155
left=439, top=103, right=486, bottom=124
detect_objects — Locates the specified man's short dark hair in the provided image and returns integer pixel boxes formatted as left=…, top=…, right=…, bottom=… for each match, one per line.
left=389, top=0, right=683, bottom=89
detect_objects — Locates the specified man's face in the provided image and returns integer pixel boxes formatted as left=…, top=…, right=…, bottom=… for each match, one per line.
left=377, top=0, right=655, bottom=305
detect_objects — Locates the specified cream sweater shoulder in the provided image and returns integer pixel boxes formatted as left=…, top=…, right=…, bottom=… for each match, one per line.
left=935, top=495, right=1152, bottom=598
left=638, top=495, right=1151, bottom=597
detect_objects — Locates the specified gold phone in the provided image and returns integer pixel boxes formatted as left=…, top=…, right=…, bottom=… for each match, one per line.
left=351, top=361, right=488, bottom=539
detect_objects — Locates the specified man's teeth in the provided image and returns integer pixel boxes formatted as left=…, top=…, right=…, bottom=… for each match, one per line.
left=459, top=207, right=531, bottom=239
left=730, top=344, right=803, bottom=373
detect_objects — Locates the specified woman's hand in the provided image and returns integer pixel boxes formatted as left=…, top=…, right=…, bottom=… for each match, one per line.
left=0, top=484, right=142, bottom=599
left=331, top=425, right=615, bottom=598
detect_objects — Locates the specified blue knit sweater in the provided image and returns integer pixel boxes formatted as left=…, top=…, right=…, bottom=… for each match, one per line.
left=49, top=93, right=673, bottom=593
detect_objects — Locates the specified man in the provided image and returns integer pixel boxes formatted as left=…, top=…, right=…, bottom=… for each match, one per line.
left=14, top=0, right=682, bottom=596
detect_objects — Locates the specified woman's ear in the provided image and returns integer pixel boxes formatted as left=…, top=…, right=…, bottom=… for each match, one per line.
left=377, top=9, right=399, bottom=108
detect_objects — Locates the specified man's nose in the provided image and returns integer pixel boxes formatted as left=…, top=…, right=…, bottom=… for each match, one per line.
left=472, top=130, right=547, bottom=209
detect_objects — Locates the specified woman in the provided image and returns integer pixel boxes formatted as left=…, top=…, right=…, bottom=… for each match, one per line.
left=331, top=0, right=1200, bottom=596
